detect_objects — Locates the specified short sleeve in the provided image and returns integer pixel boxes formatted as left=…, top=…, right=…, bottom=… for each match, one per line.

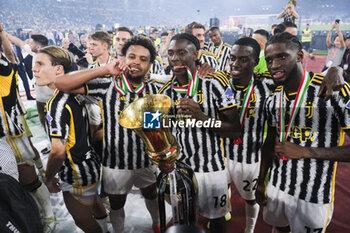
left=85, top=76, right=112, bottom=100
left=210, top=77, right=237, bottom=111
left=46, top=105, right=70, bottom=140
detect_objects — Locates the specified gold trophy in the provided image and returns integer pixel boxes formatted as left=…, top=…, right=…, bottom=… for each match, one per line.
left=119, top=94, right=197, bottom=232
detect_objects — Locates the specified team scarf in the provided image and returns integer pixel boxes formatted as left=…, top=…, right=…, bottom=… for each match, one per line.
left=210, top=41, right=224, bottom=58
left=113, top=73, right=145, bottom=96
left=231, top=76, right=255, bottom=145
left=171, top=67, right=199, bottom=98
left=278, top=70, right=311, bottom=160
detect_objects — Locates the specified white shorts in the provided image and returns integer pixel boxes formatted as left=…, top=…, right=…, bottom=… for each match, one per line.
left=103, top=165, right=157, bottom=195
left=3, top=134, right=35, bottom=165
left=195, top=169, right=230, bottom=219
left=263, top=183, right=334, bottom=232
left=227, top=160, right=260, bottom=201
left=60, top=181, right=99, bottom=206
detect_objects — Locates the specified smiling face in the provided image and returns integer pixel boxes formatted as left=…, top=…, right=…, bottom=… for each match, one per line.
left=265, top=42, right=303, bottom=86
left=229, top=45, right=257, bottom=84
left=125, top=45, right=152, bottom=83
left=167, top=39, right=198, bottom=77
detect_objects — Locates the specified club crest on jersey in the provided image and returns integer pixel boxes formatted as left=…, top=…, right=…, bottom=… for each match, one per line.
left=225, top=86, right=234, bottom=100
left=347, top=100, right=350, bottom=109
left=143, top=111, right=161, bottom=129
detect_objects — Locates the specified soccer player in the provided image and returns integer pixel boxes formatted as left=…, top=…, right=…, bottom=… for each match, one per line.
left=158, top=33, right=241, bottom=233
left=256, top=32, right=350, bottom=233
left=208, top=27, right=232, bottom=71
left=33, top=46, right=108, bottom=233
left=224, top=37, right=275, bottom=233
left=185, top=22, right=219, bottom=71
left=115, top=27, right=133, bottom=58
left=252, top=29, right=269, bottom=73
left=0, top=23, right=56, bottom=233
left=55, top=35, right=162, bottom=233
left=88, top=31, right=113, bottom=68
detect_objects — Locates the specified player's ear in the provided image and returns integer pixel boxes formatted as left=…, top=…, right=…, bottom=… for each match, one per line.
left=297, top=49, right=304, bottom=62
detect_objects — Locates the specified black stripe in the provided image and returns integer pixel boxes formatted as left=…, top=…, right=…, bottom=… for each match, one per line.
left=299, top=159, right=311, bottom=200
left=323, top=161, right=334, bottom=203
left=310, top=159, right=324, bottom=203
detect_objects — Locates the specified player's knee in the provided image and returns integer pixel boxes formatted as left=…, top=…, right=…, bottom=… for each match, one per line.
left=275, top=226, right=291, bottom=233
left=140, top=183, right=157, bottom=200
left=245, top=199, right=256, bottom=205
left=108, top=194, right=127, bottom=210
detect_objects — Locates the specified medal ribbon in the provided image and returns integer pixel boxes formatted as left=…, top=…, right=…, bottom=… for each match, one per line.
left=98, top=55, right=112, bottom=67
left=231, top=76, right=255, bottom=145
left=113, top=73, right=145, bottom=96
left=210, top=41, right=224, bottom=58
left=172, top=67, right=199, bottom=98
left=279, top=70, right=311, bottom=160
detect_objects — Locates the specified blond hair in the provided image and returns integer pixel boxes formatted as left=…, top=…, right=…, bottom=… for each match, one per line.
left=39, top=46, right=73, bottom=73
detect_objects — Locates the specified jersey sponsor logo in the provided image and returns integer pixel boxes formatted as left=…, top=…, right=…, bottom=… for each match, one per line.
left=291, top=126, right=314, bottom=142
left=143, top=111, right=161, bottom=129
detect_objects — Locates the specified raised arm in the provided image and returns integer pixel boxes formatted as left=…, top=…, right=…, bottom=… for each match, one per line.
left=6, top=31, right=25, bottom=48
left=54, top=59, right=122, bottom=93
left=290, top=4, right=299, bottom=19
left=335, top=23, right=345, bottom=48
left=277, top=9, right=286, bottom=19
left=326, top=24, right=335, bottom=48
left=0, top=23, right=15, bottom=64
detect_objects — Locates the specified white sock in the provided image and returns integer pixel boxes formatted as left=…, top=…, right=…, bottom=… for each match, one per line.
left=95, top=215, right=109, bottom=233
left=31, top=182, right=55, bottom=219
left=245, top=202, right=259, bottom=233
left=110, top=208, right=125, bottom=233
left=145, top=198, right=160, bottom=227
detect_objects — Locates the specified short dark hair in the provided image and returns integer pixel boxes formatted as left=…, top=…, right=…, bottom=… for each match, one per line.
left=209, top=26, right=220, bottom=33
left=121, top=35, right=156, bottom=63
left=282, top=21, right=297, bottom=29
left=266, top=32, right=302, bottom=51
left=253, top=29, right=269, bottom=40
left=89, top=31, right=111, bottom=47
left=170, top=33, right=200, bottom=51
left=117, top=27, right=133, bottom=36
left=161, top=32, right=168, bottom=37
left=184, top=22, right=205, bottom=34
left=31, top=34, right=48, bottom=47
left=233, top=37, right=261, bottom=60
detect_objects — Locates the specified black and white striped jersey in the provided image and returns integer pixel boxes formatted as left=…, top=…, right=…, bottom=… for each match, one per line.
left=0, top=54, right=26, bottom=138
left=84, top=75, right=161, bottom=169
left=265, top=73, right=350, bottom=204
left=225, top=73, right=275, bottom=163
left=46, top=91, right=101, bottom=187
left=150, top=57, right=164, bottom=75
left=200, top=50, right=219, bottom=72
left=158, top=72, right=237, bottom=173
left=207, top=42, right=232, bottom=71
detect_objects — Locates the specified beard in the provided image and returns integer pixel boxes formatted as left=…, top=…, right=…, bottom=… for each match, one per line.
left=126, top=72, right=145, bottom=84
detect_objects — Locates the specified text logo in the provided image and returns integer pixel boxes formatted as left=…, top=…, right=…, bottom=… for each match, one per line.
left=143, top=111, right=161, bottom=129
